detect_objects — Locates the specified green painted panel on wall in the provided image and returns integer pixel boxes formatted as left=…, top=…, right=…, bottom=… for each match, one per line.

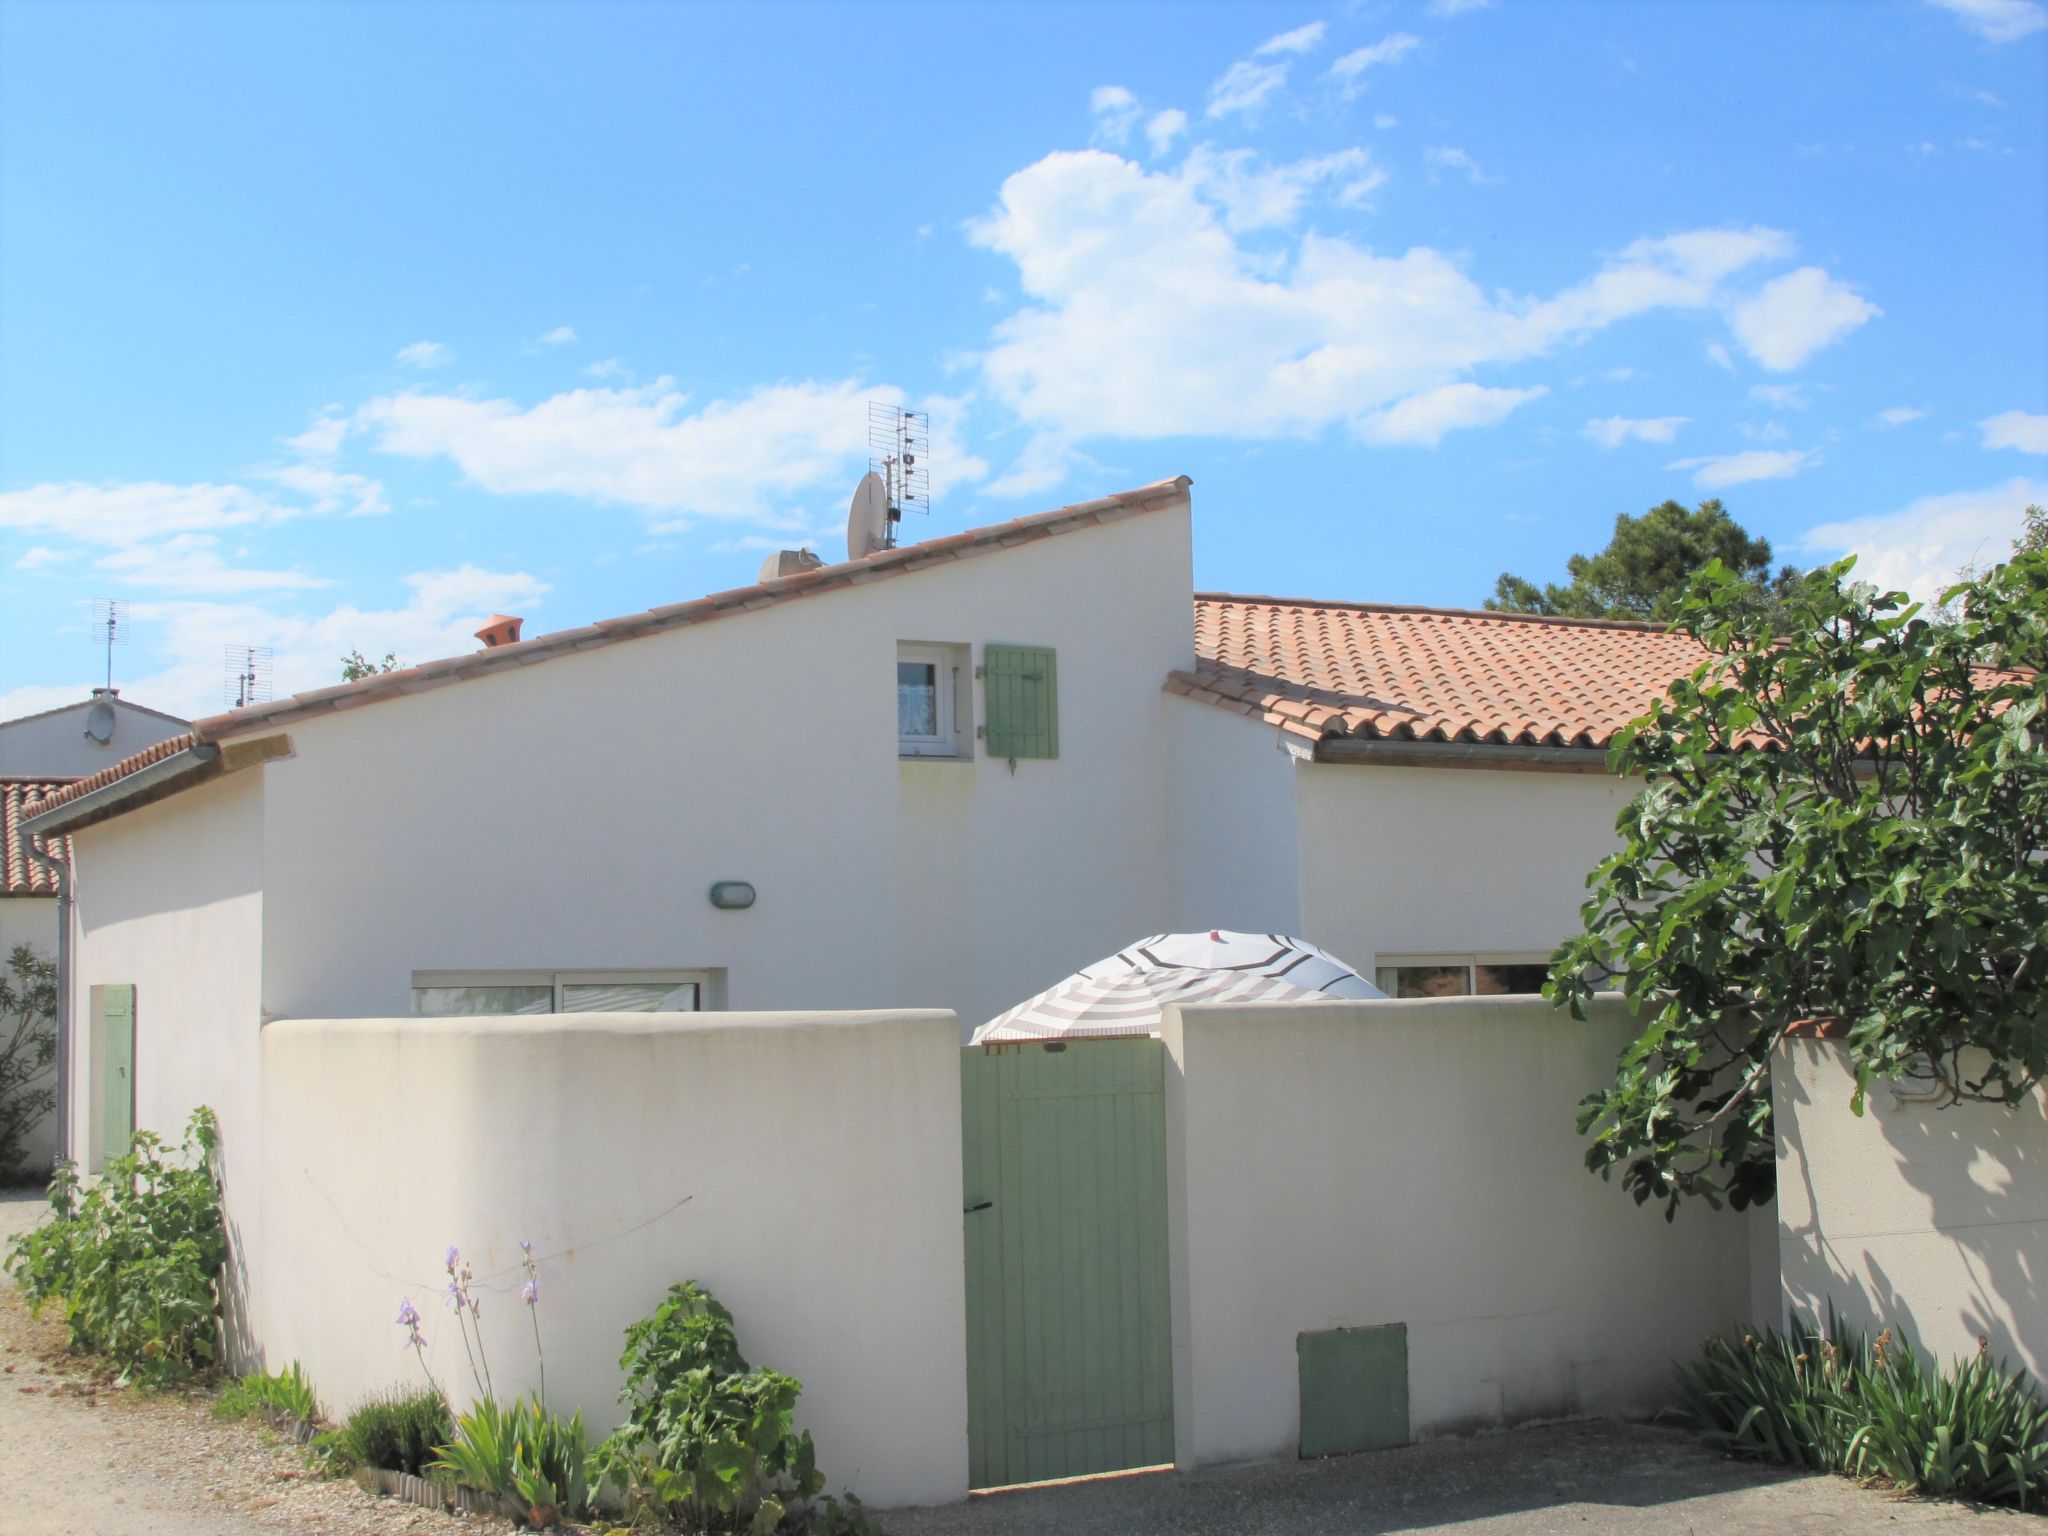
left=1299, top=1322, right=1409, bottom=1458
left=981, top=644, right=1057, bottom=760
left=962, top=1038, right=1172, bottom=1488
left=93, top=984, right=135, bottom=1166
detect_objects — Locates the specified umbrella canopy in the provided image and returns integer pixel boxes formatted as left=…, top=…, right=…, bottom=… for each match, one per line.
left=973, top=930, right=1384, bottom=1044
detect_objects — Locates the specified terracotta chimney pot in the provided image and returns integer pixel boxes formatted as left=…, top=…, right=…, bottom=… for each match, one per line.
left=474, top=614, right=524, bottom=649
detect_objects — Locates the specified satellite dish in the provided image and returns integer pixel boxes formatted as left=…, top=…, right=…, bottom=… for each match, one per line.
left=846, top=470, right=891, bottom=560
left=84, top=699, right=116, bottom=745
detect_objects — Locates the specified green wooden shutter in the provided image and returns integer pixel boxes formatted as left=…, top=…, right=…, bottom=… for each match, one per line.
left=980, top=644, right=1058, bottom=760
left=92, top=984, right=136, bottom=1167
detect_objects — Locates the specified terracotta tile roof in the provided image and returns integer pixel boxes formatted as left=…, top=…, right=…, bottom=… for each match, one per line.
left=2, top=778, right=75, bottom=896
left=1172, top=594, right=1711, bottom=749
left=27, top=479, right=1192, bottom=819
left=19, top=733, right=202, bottom=820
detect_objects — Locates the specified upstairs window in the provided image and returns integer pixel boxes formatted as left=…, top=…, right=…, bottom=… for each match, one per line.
left=898, top=642, right=967, bottom=758
left=411, top=970, right=709, bottom=1015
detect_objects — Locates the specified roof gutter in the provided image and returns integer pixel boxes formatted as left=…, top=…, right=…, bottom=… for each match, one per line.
left=23, top=742, right=224, bottom=839
left=1311, top=737, right=1618, bottom=774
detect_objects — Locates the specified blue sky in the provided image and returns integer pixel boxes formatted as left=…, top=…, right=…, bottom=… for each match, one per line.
left=2, top=0, right=2044, bottom=721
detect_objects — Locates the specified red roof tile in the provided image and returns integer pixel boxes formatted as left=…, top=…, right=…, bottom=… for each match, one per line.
left=17, top=734, right=201, bottom=821
left=1174, top=594, right=1711, bottom=749
left=2, top=778, right=74, bottom=896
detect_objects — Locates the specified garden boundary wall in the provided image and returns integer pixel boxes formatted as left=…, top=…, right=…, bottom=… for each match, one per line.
left=258, top=1010, right=969, bottom=1509
left=1162, top=995, right=1759, bottom=1468
left=1774, top=1038, right=2046, bottom=1381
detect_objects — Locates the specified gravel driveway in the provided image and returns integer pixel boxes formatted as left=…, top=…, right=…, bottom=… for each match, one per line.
left=5, top=1187, right=2043, bottom=1535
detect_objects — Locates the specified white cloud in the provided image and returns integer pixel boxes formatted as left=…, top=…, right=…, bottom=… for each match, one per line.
left=1425, top=145, right=1497, bottom=184
left=92, top=533, right=333, bottom=595
left=1181, top=145, right=1384, bottom=230
left=360, top=378, right=986, bottom=530
left=1328, top=33, right=1421, bottom=95
left=1256, top=21, right=1326, bottom=55
left=1426, top=0, right=1493, bottom=14
left=285, top=414, right=349, bottom=458
left=395, top=340, right=453, bottom=369
left=539, top=325, right=578, bottom=346
left=1731, top=267, right=1880, bottom=370
left=0, top=480, right=288, bottom=546
left=1667, top=448, right=1816, bottom=489
left=1373, top=113, right=1398, bottom=129
left=1145, top=109, right=1188, bottom=156
left=969, top=151, right=1800, bottom=481
left=1803, top=477, right=2045, bottom=603
left=1584, top=415, right=1687, bottom=448
left=1705, top=341, right=1736, bottom=372
left=5, top=566, right=554, bottom=723
left=1749, top=382, right=1812, bottom=410
left=1207, top=58, right=1291, bottom=120
left=261, top=463, right=391, bottom=518
left=1360, top=383, right=1545, bottom=446
left=11, top=546, right=72, bottom=572
left=1090, top=85, right=1142, bottom=146
left=1877, top=406, right=1928, bottom=427
left=585, top=358, right=630, bottom=380
left=1981, top=409, right=2048, bottom=453
left=1926, top=0, right=2047, bottom=43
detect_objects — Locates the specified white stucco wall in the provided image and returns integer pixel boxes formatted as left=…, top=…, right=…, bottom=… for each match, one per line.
left=1164, top=697, right=1301, bottom=938
left=251, top=499, right=1194, bottom=1040
left=64, top=770, right=266, bottom=1340
left=1294, top=763, right=1639, bottom=979
left=0, top=895, right=59, bottom=1176
left=259, top=1010, right=968, bottom=1509
left=1775, top=1039, right=2046, bottom=1380
left=1162, top=995, right=1755, bottom=1468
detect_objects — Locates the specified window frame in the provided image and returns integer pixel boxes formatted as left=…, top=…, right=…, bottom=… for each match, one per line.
left=1372, top=953, right=1552, bottom=999
left=897, top=641, right=967, bottom=759
left=410, top=968, right=717, bottom=1015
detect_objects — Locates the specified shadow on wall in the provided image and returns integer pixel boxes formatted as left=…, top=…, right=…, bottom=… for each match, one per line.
left=1777, top=1045, right=2046, bottom=1377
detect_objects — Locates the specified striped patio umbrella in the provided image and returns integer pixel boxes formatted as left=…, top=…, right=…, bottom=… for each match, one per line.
left=972, top=930, right=1384, bottom=1044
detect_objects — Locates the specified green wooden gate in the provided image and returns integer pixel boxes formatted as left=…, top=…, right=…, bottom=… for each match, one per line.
left=961, top=1038, right=1174, bottom=1488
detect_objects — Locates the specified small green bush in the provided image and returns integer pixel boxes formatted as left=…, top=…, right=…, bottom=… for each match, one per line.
left=433, top=1394, right=590, bottom=1528
left=591, top=1280, right=879, bottom=1534
left=216, top=1360, right=319, bottom=1425
left=1677, top=1315, right=2048, bottom=1510
left=3, top=1106, right=225, bottom=1387
left=331, top=1388, right=453, bottom=1478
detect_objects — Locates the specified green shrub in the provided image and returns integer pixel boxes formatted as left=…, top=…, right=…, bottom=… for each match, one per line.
left=1677, top=1316, right=2048, bottom=1510
left=216, top=1360, right=319, bottom=1425
left=591, top=1280, right=879, bottom=1534
left=331, top=1388, right=453, bottom=1478
left=2, top=1106, right=225, bottom=1387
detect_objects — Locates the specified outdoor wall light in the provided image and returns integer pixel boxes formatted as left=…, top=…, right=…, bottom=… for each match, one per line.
left=708, top=880, right=756, bottom=911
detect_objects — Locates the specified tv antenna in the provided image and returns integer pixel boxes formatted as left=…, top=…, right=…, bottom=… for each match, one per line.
left=869, top=401, right=930, bottom=529
left=224, top=645, right=273, bottom=710
left=91, top=599, right=127, bottom=691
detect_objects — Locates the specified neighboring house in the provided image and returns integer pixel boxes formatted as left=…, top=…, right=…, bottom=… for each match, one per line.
left=0, top=690, right=190, bottom=778
left=1, top=691, right=188, bottom=1175
left=26, top=474, right=1716, bottom=1185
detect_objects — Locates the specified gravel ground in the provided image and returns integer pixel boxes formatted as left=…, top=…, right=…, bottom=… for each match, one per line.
left=0, top=1188, right=493, bottom=1536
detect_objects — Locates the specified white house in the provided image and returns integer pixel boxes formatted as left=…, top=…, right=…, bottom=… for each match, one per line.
left=26, top=478, right=1722, bottom=1170
left=23, top=478, right=1778, bottom=1499
left=1, top=690, right=187, bottom=1175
